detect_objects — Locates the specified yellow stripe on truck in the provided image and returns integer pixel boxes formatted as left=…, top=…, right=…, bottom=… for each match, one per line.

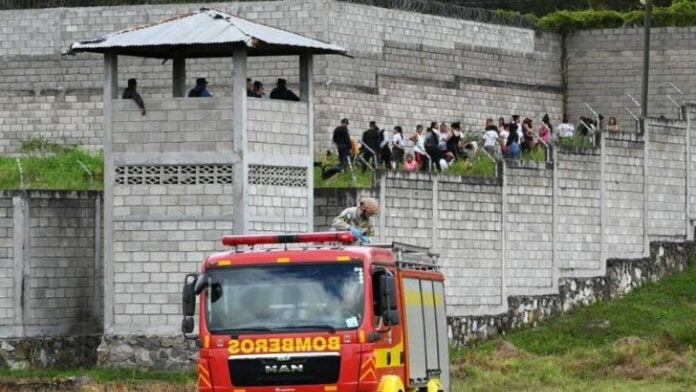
left=374, top=342, right=403, bottom=368
left=404, top=291, right=443, bottom=306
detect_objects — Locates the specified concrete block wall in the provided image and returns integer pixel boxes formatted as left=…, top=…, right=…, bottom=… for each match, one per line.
left=381, top=172, right=435, bottom=245
left=248, top=184, right=309, bottom=233
left=316, top=1, right=563, bottom=154
left=112, top=98, right=234, bottom=155
left=0, top=0, right=563, bottom=158
left=647, top=119, right=687, bottom=240
left=111, top=184, right=234, bottom=335
left=248, top=99, right=309, bottom=156
left=0, top=191, right=101, bottom=339
left=555, top=148, right=602, bottom=276
left=0, top=198, right=13, bottom=326
left=26, top=196, right=98, bottom=335
left=689, top=105, right=696, bottom=228
left=435, top=175, right=502, bottom=314
left=504, top=162, right=555, bottom=295
left=604, top=132, right=646, bottom=258
left=566, top=27, right=696, bottom=129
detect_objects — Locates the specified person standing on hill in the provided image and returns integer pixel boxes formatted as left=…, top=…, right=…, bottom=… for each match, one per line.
left=333, top=118, right=351, bottom=172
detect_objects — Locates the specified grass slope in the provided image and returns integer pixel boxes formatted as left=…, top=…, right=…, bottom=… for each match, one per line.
left=0, top=148, right=103, bottom=191
left=452, top=260, right=696, bottom=391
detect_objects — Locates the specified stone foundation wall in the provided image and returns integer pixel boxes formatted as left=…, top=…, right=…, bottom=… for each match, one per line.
left=0, top=335, right=100, bottom=369
left=448, top=241, right=695, bottom=346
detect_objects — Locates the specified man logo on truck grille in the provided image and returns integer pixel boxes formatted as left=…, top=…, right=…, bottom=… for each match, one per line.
left=265, top=364, right=304, bottom=373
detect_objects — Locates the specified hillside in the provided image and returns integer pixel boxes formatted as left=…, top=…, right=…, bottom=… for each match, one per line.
left=451, top=258, right=696, bottom=391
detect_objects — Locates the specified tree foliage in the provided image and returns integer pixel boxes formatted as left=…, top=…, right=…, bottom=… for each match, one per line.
left=535, top=0, right=696, bottom=32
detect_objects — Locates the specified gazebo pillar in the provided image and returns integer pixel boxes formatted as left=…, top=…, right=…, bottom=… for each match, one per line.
left=300, top=52, right=314, bottom=229
left=172, top=57, right=186, bottom=97
left=232, top=45, right=248, bottom=234
left=102, top=53, right=117, bottom=332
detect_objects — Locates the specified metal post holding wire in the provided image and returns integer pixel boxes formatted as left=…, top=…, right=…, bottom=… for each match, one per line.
left=76, top=159, right=94, bottom=190
left=15, top=158, right=24, bottom=190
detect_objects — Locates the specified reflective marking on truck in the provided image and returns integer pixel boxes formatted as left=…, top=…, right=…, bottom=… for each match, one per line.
left=324, top=386, right=338, bottom=391
left=336, top=256, right=350, bottom=261
left=359, top=357, right=376, bottom=382
left=276, top=257, right=290, bottom=263
left=228, top=336, right=341, bottom=355
left=198, top=364, right=212, bottom=388
left=404, top=290, right=443, bottom=306
left=218, top=260, right=231, bottom=266
left=374, top=341, right=403, bottom=368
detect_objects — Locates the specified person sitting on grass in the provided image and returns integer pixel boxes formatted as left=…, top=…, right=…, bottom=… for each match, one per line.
left=403, top=152, right=418, bottom=172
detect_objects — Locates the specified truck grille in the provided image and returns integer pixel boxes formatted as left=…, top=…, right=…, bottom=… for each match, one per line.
left=229, top=353, right=340, bottom=386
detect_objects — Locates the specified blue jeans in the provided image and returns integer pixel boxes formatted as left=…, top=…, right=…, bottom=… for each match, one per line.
left=507, top=142, right=520, bottom=159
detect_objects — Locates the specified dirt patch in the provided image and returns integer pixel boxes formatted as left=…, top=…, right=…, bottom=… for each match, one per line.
left=490, top=340, right=529, bottom=360
left=614, top=361, right=675, bottom=380
left=0, top=377, right=88, bottom=392
left=81, top=382, right=195, bottom=392
left=612, top=336, right=645, bottom=350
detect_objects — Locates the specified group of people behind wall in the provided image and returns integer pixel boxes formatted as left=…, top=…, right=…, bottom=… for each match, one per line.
left=332, top=114, right=619, bottom=173
left=121, top=76, right=301, bottom=115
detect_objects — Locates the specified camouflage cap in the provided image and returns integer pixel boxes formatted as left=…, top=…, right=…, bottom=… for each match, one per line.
left=359, top=197, right=379, bottom=215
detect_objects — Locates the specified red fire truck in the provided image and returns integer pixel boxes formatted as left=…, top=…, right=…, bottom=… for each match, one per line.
left=182, top=231, right=450, bottom=391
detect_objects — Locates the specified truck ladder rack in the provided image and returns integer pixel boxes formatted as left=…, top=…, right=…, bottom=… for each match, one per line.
left=369, top=242, right=440, bottom=272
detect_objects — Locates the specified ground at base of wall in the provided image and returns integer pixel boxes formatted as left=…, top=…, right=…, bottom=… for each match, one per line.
left=0, top=367, right=195, bottom=392
left=450, top=259, right=696, bottom=391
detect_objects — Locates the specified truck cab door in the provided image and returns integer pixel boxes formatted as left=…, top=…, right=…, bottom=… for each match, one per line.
left=368, top=268, right=406, bottom=386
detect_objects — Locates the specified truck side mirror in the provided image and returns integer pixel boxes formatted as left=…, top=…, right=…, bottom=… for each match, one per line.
left=379, top=275, right=399, bottom=326
left=182, top=273, right=197, bottom=317
left=383, top=309, right=400, bottom=326
left=182, top=316, right=194, bottom=334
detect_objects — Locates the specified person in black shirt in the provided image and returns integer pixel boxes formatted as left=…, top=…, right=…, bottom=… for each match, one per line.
left=361, top=121, right=381, bottom=172
left=332, top=118, right=351, bottom=171
left=270, top=78, right=300, bottom=101
left=122, top=78, right=145, bottom=115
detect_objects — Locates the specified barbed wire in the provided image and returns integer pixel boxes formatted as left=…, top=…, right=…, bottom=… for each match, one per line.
left=0, top=0, right=537, bottom=29
left=0, top=0, right=242, bottom=9
left=337, top=0, right=536, bottom=28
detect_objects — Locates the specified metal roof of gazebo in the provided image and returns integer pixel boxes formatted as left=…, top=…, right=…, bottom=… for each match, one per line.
left=68, top=7, right=346, bottom=58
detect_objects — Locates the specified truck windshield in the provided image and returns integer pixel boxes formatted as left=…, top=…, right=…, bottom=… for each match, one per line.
left=205, top=263, right=364, bottom=334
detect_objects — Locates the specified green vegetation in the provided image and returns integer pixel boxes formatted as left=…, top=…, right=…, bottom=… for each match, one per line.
left=452, top=259, right=696, bottom=391
left=448, top=151, right=497, bottom=177
left=0, top=367, right=195, bottom=385
left=555, top=135, right=596, bottom=149
left=0, top=138, right=103, bottom=191
left=313, top=155, right=374, bottom=188
left=520, top=146, right=547, bottom=162
left=538, top=0, right=696, bottom=33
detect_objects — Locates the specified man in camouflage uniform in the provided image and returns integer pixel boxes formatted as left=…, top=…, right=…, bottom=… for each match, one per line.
left=331, top=197, right=379, bottom=245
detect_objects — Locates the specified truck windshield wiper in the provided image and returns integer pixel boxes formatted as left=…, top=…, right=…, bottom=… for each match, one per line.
left=215, top=326, right=275, bottom=338
left=277, top=324, right=336, bottom=333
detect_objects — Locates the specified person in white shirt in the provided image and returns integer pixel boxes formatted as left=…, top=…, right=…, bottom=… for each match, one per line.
left=410, top=125, right=427, bottom=171
left=391, top=126, right=405, bottom=168
left=482, top=125, right=499, bottom=156
left=557, top=116, right=575, bottom=139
